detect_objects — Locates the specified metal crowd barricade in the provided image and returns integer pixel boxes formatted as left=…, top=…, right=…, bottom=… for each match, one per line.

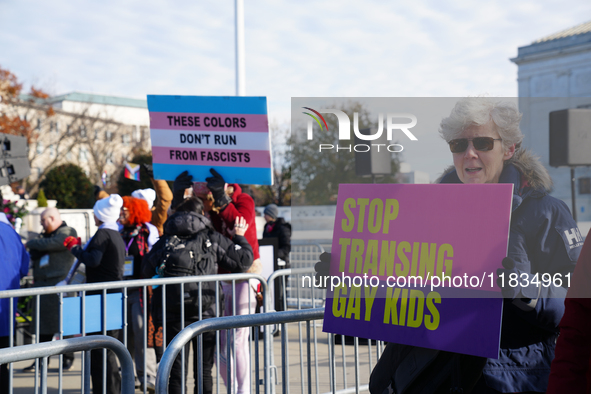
left=0, top=273, right=267, bottom=394
left=157, top=308, right=325, bottom=394
left=266, top=267, right=385, bottom=394
left=0, top=335, right=135, bottom=394
left=288, top=242, right=326, bottom=309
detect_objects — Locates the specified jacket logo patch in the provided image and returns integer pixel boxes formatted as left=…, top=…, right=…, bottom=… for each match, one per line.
left=564, top=227, right=584, bottom=249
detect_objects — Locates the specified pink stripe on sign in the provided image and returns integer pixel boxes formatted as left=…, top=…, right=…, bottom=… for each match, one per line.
left=149, top=112, right=269, bottom=132
left=153, top=146, right=271, bottom=168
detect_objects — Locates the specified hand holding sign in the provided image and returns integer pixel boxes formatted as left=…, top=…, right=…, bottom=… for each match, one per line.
left=206, top=168, right=232, bottom=209
left=172, top=170, right=193, bottom=209
left=496, top=257, right=540, bottom=307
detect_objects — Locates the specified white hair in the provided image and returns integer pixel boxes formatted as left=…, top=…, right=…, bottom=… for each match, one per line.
left=439, top=98, right=523, bottom=154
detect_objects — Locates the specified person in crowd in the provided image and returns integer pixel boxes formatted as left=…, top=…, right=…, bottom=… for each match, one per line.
left=119, top=196, right=158, bottom=392
left=141, top=163, right=173, bottom=236
left=22, top=208, right=77, bottom=372
left=181, top=169, right=261, bottom=394
left=130, top=188, right=160, bottom=248
left=142, top=196, right=253, bottom=394
left=318, top=98, right=581, bottom=393
left=262, top=204, right=291, bottom=312
left=547, top=227, right=591, bottom=393
left=64, top=194, right=126, bottom=394
left=437, top=99, right=582, bottom=393
left=0, top=221, right=29, bottom=393
left=16, top=186, right=28, bottom=200
left=94, top=185, right=109, bottom=201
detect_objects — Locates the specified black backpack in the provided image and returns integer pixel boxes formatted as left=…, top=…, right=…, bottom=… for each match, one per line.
left=156, top=229, right=219, bottom=316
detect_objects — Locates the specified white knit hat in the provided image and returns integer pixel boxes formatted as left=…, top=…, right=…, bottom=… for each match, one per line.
left=131, top=188, right=157, bottom=210
left=93, top=194, right=123, bottom=223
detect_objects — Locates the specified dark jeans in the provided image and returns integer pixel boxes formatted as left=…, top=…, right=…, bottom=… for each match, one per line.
left=165, top=318, right=215, bottom=394
left=274, top=275, right=288, bottom=312
left=90, top=330, right=122, bottom=394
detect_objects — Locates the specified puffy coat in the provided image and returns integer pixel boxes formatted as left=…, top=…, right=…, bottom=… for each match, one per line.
left=27, top=222, right=77, bottom=335
left=142, top=211, right=253, bottom=323
left=439, top=149, right=582, bottom=392
left=547, top=228, right=591, bottom=393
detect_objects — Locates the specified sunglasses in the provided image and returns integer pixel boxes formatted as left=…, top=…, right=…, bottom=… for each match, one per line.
left=448, top=137, right=502, bottom=153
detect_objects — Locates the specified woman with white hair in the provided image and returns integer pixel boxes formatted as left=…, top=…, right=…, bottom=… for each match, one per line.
left=435, top=98, right=579, bottom=393
left=329, top=99, right=582, bottom=393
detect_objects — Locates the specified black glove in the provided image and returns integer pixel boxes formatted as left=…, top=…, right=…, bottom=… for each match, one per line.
left=142, top=163, right=154, bottom=179
left=206, top=168, right=232, bottom=208
left=314, top=252, right=331, bottom=289
left=93, top=185, right=103, bottom=198
left=172, top=170, right=193, bottom=209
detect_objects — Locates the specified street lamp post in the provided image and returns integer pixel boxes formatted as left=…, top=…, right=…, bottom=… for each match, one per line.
left=235, top=0, right=246, bottom=96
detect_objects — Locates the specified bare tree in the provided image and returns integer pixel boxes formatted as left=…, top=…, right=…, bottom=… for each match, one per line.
left=252, top=121, right=291, bottom=206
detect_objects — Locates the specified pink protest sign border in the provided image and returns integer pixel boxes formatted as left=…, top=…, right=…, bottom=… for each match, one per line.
left=322, top=183, right=512, bottom=358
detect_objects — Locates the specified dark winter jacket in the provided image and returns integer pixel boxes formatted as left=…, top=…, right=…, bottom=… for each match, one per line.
left=142, top=211, right=253, bottom=323
left=439, top=149, right=582, bottom=393
left=547, top=228, right=591, bottom=393
left=263, top=218, right=291, bottom=267
left=120, top=223, right=151, bottom=280
left=27, top=222, right=77, bottom=335
left=70, top=227, right=126, bottom=285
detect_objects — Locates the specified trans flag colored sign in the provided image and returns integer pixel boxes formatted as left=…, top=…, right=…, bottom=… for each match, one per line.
left=147, top=95, right=272, bottom=185
left=322, top=183, right=513, bottom=358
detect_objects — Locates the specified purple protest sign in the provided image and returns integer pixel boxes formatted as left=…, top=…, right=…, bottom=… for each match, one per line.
left=322, top=183, right=513, bottom=358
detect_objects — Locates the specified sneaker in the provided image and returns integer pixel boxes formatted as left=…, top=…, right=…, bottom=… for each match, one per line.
left=140, top=381, right=156, bottom=394
left=62, top=358, right=74, bottom=371
left=21, top=362, right=36, bottom=373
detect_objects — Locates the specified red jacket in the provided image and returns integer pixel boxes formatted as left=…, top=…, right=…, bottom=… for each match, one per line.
left=548, top=228, right=591, bottom=393
left=209, top=184, right=260, bottom=261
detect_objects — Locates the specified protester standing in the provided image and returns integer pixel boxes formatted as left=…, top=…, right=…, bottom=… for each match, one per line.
left=143, top=196, right=253, bottom=394
left=547, top=227, right=591, bottom=393
left=0, top=222, right=29, bottom=393
left=262, top=204, right=291, bottom=312
left=22, top=208, right=77, bottom=372
left=119, top=196, right=158, bottom=392
left=65, top=194, right=126, bottom=394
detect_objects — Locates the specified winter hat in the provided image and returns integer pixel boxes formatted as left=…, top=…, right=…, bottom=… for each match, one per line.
left=264, top=204, right=279, bottom=220
left=192, top=182, right=212, bottom=196
left=131, top=188, right=157, bottom=210
left=93, top=194, right=123, bottom=223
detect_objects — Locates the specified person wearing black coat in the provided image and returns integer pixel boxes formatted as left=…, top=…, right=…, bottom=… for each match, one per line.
left=262, top=204, right=291, bottom=312
left=142, top=196, right=253, bottom=394
left=64, top=194, right=126, bottom=394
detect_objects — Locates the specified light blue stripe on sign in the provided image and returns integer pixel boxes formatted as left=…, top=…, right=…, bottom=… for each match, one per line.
left=62, top=293, right=123, bottom=336
left=147, top=95, right=268, bottom=115
left=153, top=163, right=273, bottom=185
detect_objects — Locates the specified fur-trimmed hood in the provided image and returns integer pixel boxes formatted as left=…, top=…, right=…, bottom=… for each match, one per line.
left=435, top=149, right=553, bottom=193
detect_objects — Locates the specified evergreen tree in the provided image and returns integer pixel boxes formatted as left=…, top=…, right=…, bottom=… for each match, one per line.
left=40, top=164, right=94, bottom=208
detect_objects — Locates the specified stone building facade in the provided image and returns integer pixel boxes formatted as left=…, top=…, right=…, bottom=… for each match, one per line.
left=511, top=20, right=591, bottom=221
left=1, top=92, right=150, bottom=192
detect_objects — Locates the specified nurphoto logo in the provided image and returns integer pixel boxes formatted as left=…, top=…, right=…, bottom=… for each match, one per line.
left=302, top=107, right=418, bottom=153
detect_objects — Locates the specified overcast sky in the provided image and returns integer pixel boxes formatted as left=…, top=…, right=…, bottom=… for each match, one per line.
left=1, top=0, right=590, bottom=179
